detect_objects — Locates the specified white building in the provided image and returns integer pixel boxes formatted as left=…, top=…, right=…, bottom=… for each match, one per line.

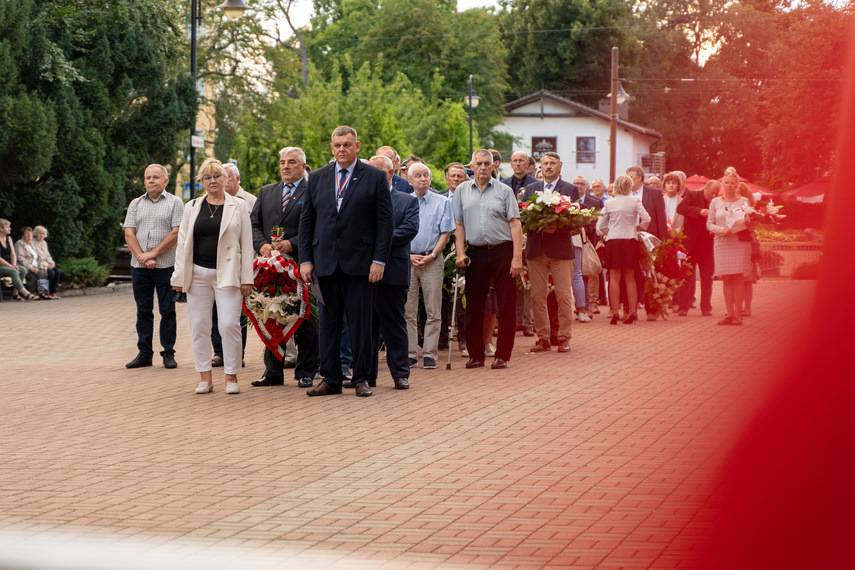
left=495, top=90, right=663, bottom=183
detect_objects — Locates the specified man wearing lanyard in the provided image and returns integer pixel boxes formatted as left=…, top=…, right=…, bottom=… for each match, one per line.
left=452, top=149, right=524, bottom=370
left=298, top=126, right=393, bottom=397
left=405, top=163, right=455, bottom=370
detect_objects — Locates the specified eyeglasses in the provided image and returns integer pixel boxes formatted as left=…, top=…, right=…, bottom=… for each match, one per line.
left=202, top=174, right=223, bottom=182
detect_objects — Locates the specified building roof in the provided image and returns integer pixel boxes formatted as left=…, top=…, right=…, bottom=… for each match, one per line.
left=503, top=89, right=663, bottom=141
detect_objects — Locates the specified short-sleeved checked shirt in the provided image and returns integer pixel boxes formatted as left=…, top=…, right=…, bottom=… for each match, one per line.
left=123, top=191, right=184, bottom=268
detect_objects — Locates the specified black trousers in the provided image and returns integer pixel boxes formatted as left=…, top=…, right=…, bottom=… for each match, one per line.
left=679, top=245, right=714, bottom=312
left=370, top=283, right=410, bottom=382
left=317, top=266, right=376, bottom=387
left=464, top=242, right=517, bottom=362
left=263, top=316, right=319, bottom=381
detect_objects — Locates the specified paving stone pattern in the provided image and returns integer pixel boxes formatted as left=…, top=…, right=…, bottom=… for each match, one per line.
left=0, top=280, right=812, bottom=568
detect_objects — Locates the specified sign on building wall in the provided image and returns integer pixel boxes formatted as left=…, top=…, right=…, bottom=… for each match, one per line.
left=531, top=137, right=557, bottom=160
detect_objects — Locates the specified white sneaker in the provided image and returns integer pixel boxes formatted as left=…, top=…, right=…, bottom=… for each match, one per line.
left=578, top=313, right=592, bottom=323
left=461, top=349, right=469, bottom=357
left=485, top=343, right=496, bottom=357
left=195, top=382, right=213, bottom=394
left=226, top=382, right=240, bottom=395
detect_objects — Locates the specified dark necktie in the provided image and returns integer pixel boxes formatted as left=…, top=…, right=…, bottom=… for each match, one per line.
left=281, top=183, right=293, bottom=212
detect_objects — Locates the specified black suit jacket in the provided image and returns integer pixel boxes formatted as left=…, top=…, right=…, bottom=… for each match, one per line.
left=520, top=179, right=579, bottom=260
left=676, top=189, right=713, bottom=252
left=501, top=173, right=539, bottom=197
left=298, top=160, right=394, bottom=277
left=391, top=174, right=414, bottom=194
left=638, top=184, right=668, bottom=240
left=379, top=189, right=419, bottom=287
left=250, top=179, right=308, bottom=262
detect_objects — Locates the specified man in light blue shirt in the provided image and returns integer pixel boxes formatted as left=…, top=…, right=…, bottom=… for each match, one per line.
left=405, top=163, right=455, bottom=369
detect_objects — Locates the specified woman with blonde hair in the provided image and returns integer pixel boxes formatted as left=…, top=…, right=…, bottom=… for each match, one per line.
left=172, top=158, right=254, bottom=394
left=707, top=168, right=754, bottom=325
left=596, top=175, right=651, bottom=325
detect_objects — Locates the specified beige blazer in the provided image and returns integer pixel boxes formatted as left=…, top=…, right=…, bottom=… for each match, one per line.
left=171, top=192, right=254, bottom=291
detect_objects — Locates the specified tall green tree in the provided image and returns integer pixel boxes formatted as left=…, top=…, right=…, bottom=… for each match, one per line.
left=0, top=0, right=196, bottom=264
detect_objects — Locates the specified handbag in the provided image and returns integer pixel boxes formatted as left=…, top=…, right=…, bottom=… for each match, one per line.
left=580, top=232, right=602, bottom=277
left=172, top=290, right=187, bottom=303
left=37, top=278, right=50, bottom=295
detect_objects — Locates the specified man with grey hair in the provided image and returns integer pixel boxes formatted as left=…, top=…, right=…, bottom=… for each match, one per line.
left=364, top=155, right=419, bottom=389
left=647, top=176, right=662, bottom=190
left=249, top=146, right=319, bottom=388
left=453, top=149, right=523, bottom=370
left=406, top=162, right=454, bottom=371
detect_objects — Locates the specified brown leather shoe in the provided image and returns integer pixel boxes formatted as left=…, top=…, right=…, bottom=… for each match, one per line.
left=531, top=339, right=551, bottom=352
left=306, top=382, right=342, bottom=396
left=354, top=381, right=373, bottom=397
left=557, top=339, right=571, bottom=353
left=394, top=377, right=409, bottom=390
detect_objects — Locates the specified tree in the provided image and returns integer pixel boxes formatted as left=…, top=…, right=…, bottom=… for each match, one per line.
left=0, top=0, right=196, bottom=264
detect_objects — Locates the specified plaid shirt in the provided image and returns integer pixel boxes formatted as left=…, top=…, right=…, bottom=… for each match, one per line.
left=123, top=191, right=183, bottom=268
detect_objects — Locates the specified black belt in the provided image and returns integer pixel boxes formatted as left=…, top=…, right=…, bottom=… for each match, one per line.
left=416, top=251, right=433, bottom=256
left=467, top=241, right=512, bottom=250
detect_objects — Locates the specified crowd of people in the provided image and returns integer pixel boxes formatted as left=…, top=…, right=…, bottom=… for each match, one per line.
left=121, top=125, right=764, bottom=395
left=0, top=220, right=61, bottom=301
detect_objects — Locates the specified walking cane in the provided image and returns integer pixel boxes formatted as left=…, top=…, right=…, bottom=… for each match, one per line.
left=446, top=265, right=460, bottom=370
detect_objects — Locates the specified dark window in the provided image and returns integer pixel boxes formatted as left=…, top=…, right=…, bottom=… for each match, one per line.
left=576, top=137, right=596, bottom=163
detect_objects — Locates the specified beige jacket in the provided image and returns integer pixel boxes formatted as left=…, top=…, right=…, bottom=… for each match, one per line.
left=170, top=192, right=254, bottom=291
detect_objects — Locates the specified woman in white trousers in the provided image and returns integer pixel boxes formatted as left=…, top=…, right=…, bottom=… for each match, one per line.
left=172, top=158, right=254, bottom=394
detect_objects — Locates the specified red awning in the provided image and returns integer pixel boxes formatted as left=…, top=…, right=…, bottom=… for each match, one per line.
left=779, top=177, right=829, bottom=204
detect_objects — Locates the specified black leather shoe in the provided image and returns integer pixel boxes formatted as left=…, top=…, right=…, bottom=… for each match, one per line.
left=354, top=381, right=372, bottom=397
left=557, top=340, right=571, bottom=353
left=163, top=354, right=177, bottom=369
left=297, top=377, right=313, bottom=388
left=677, top=309, right=688, bottom=316
left=307, top=382, right=342, bottom=396
left=702, top=309, right=713, bottom=316
left=491, top=358, right=508, bottom=369
left=465, top=358, right=484, bottom=369
left=394, top=377, right=409, bottom=389
left=252, top=376, right=284, bottom=387
left=523, top=326, right=535, bottom=337
left=343, top=380, right=354, bottom=389
left=126, top=354, right=152, bottom=369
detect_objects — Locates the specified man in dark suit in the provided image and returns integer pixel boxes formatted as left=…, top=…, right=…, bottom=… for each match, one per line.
left=367, top=155, right=419, bottom=389
left=501, top=150, right=539, bottom=198
left=501, top=150, right=539, bottom=336
left=626, top=165, right=668, bottom=320
left=520, top=152, right=578, bottom=354
left=376, top=145, right=414, bottom=194
left=676, top=180, right=719, bottom=316
left=249, top=147, right=319, bottom=388
left=299, top=126, right=394, bottom=397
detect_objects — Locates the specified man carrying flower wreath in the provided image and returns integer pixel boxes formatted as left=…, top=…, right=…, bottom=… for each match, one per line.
left=249, top=146, right=319, bottom=388
left=520, top=152, right=580, bottom=354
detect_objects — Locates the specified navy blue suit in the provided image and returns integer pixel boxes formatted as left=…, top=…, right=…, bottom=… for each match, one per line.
left=638, top=184, right=667, bottom=240
left=391, top=174, right=414, bottom=194
left=520, top=179, right=579, bottom=260
left=298, top=160, right=394, bottom=387
left=370, top=189, right=419, bottom=383
left=501, top=173, right=539, bottom=197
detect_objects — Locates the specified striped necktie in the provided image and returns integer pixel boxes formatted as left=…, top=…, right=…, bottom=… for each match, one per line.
left=281, top=183, right=293, bottom=212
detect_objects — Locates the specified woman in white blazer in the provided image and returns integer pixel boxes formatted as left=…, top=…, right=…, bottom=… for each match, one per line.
left=172, top=158, right=254, bottom=395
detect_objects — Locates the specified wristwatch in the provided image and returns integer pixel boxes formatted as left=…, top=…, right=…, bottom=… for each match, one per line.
left=430, top=252, right=437, bottom=260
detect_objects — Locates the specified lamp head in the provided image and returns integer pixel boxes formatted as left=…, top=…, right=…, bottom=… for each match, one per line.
left=219, top=0, right=250, bottom=19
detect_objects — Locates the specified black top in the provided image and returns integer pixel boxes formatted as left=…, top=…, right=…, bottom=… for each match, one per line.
left=0, top=235, right=13, bottom=264
left=192, top=199, right=223, bottom=269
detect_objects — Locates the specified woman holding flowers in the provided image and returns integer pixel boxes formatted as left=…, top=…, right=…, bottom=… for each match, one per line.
left=172, top=158, right=254, bottom=394
left=706, top=167, right=754, bottom=325
left=596, top=175, right=650, bottom=325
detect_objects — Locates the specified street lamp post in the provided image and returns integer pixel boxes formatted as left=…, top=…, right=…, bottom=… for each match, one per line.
left=466, top=75, right=480, bottom=160
left=188, top=0, right=250, bottom=198
left=608, top=47, right=630, bottom=184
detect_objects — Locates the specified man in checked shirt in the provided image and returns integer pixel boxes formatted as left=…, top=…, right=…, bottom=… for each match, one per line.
left=123, top=164, right=184, bottom=370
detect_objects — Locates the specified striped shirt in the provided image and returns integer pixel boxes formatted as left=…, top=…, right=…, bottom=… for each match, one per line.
left=123, top=191, right=184, bottom=268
